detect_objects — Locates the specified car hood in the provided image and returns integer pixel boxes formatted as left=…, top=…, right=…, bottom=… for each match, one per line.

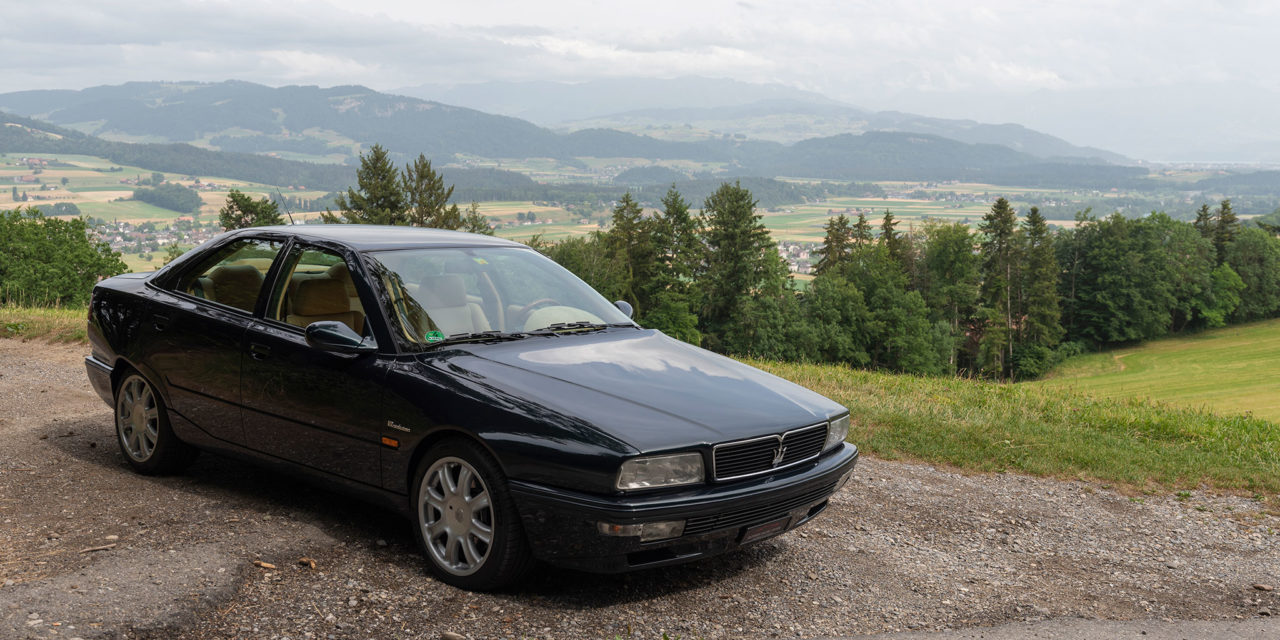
left=431, top=328, right=845, bottom=453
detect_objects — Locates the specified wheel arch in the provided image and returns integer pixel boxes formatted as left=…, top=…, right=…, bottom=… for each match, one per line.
left=109, top=357, right=173, bottom=409
left=405, top=427, right=509, bottom=493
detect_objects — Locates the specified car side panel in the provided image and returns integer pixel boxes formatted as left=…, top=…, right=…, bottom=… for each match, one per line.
left=140, top=287, right=249, bottom=445
left=377, top=354, right=637, bottom=496
left=240, top=320, right=387, bottom=486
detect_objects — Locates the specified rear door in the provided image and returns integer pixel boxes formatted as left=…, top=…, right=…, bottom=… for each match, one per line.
left=239, top=242, right=387, bottom=486
left=150, top=236, right=286, bottom=444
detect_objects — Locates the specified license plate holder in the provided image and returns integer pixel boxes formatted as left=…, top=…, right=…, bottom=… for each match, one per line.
left=740, top=516, right=791, bottom=545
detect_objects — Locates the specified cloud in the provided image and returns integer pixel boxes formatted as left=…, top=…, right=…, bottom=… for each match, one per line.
left=1, top=0, right=1277, bottom=106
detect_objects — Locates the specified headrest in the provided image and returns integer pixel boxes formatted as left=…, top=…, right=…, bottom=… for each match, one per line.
left=418, top=274, right=467, bottom=309
left=208, top=264, right=263, bottom=289
left=327, top=262, right=350, bottom=280
left=326, top=262, right=358, bottom=295
left=293, top=278, right=350, bottom=315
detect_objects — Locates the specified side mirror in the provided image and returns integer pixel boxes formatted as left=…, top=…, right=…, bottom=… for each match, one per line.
left=613, top=300, right=634, bottom=319
left=305, top=321, right=377, bottom=354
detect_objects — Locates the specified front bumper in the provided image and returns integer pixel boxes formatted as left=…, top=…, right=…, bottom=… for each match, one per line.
left=510, top=443, right=858, bottom=572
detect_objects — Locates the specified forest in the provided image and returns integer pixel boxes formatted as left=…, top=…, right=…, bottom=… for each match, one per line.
left=536, top=187, right=1276, bottom=380
left=311, top=146, right=1280, bottom=380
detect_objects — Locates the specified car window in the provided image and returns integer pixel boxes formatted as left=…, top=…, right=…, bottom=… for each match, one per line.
left=174, top=238, right=284, bottom=314
left=365, top=246, right=633, bottom=349
left=266, top=244, right=369, bottom=336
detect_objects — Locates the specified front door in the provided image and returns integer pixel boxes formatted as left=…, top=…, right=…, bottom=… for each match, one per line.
left=239, top=243, right=386, bottom=486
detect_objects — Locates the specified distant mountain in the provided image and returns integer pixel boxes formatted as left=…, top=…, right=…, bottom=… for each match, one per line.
left=392, top=76, right=842, bottom=125
left=564, top=99, right=1128, bottom=163
left=0, top=112, right=536, bottom=194
left=0, top=81, right=1147, bottom=188
left=880, top=83, right=1280, bottom=164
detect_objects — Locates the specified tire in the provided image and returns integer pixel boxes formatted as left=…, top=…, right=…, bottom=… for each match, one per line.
left=114, top=372, right=199, bottom=475
left=411, top=439, right=532, bottom=590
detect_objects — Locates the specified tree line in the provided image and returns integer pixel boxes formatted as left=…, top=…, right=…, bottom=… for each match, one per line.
left=0, top=208, right=126, bottom=307
left=531, top=185, right=1279, bottom=380
left=220, top=144, right=491, bottom=234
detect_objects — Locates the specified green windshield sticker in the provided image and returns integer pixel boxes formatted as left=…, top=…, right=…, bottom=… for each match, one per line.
left=472, top=257, right=488, bottom=264
left=424, top=331, right=445, bottom=343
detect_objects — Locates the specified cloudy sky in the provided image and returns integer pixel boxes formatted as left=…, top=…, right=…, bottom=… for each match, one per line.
left=6, top=0, right=1280, bottom=160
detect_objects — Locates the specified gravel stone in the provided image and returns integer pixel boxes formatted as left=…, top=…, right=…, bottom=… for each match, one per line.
left=0, top=339, right=1278, bottom=639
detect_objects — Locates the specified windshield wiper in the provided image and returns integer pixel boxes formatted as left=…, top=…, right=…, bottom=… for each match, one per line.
left=434, top=331, right=530, bottom=345
left=527, top=321, right=637, bottom=335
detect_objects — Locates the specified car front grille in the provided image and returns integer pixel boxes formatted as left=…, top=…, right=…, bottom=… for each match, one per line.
left=682, top=480, right=838, bottom=536
left=712, top=422, right=827, bottom=481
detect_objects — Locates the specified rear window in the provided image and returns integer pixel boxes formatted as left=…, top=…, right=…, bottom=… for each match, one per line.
left=173, top=238, right=284, bottom=314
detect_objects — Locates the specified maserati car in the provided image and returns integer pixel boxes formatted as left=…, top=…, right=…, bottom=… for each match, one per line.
left=85, top=225, right=859, bottom=590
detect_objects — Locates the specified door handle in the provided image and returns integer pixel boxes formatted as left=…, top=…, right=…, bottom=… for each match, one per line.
left=249, top=343, right=271, bottom=360
left=152, top=314, right=170, bottom=331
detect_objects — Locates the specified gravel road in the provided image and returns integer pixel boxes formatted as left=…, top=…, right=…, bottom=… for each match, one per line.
left=0, top=339, right=1277, bottom=640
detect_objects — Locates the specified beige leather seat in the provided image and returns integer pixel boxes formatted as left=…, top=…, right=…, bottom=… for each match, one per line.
left=327, top=262, right=362, bottom=311
left=417, top=275, right=490, bottom=336
left=206, top=264, right=264, bottom=312
left=288, top=278, right=365, bottom=334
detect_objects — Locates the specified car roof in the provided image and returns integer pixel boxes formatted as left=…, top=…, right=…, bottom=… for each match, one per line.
left=242, top=224, right=527, bottom=251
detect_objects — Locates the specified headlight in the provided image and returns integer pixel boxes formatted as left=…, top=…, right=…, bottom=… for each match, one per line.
left=825, top=414, right=850, bottom=451
left=616, top=452, right=704, bottom=491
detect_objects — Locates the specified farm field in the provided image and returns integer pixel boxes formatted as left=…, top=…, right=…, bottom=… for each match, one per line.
left=1035, top=318, right=1280, bottom=423
left=7, top=152, right=1109, bottom=247
left=3, top=151, right=313, bottom=223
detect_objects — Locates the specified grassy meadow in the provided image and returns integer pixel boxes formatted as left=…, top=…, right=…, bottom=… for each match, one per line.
left=754, top=358, right=1280, bottom=495
left=1036, top=319, right=1280, bottom=423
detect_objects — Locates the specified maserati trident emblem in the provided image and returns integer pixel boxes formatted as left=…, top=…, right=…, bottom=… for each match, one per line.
left=772, top=445, right=787, bottom=467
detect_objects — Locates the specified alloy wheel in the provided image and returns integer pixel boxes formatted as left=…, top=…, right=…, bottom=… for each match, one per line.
left=419, top=456, right=494, bottom=576
left=117, top=375, right=160, bottom=462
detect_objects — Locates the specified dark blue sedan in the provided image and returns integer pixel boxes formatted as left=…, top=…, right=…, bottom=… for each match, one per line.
left=85, top=225, right=859, bottom=590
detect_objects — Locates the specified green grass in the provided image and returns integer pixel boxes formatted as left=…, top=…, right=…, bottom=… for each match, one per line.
left=75, top=200, right=192, bottom=220
left=1036, top=319, right=1280, bottom=423
left=752, top=359, right=1280, bottom=494
left=0, top=305, right=86, bottom=343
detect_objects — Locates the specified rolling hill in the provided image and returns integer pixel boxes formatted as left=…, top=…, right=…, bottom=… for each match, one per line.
left=0, top=81, right=1148, bottom=188
left=563, top=98, right=1129, bottom=163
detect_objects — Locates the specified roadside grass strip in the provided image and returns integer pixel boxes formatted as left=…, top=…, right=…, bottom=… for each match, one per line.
left=754, top=359, right=1280, bottom=494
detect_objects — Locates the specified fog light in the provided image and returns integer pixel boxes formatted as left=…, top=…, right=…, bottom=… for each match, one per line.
left=597, top=520, right=686, bottom=542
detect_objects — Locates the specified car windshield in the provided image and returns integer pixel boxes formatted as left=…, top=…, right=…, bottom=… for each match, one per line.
left=364, top=246, right=635, bottom=348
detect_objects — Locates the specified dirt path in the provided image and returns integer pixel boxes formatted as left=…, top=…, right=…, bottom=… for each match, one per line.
left=0, top=339, right=1276, bottom=639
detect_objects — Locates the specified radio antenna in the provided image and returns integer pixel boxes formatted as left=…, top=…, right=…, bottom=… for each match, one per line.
left=275, top=188, right=297, bottom=225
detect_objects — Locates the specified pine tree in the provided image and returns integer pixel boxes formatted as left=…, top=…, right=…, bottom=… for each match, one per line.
left=402, top=154, right=461, bottom=229
left=605, top=192, right=661, bottom=314
left=1213, top=199, right=1239, bottom=264
left=321, top=144, right=407, bottom=225
left=460, top=202, right=493, bottom=235
left=697, top=182, right=783, bottom=348
left=655, top=185, right=701, bottom=289
left=977, top=197, right=1019, bottom=378
left=1193, top=204, right=1213, bottom=239
left=813, top=214, right=853, bottom=276
left=1016, top=207, right=1062, bottom=374
left=852, top=212, right=872, bottom=246
left=879, top=210, right=909, bottom=270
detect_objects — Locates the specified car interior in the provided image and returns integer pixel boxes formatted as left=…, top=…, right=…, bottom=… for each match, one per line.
left=272, top=250, right=368, bottom=335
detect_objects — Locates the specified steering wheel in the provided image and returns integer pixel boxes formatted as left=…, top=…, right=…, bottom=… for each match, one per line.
left=515, top=298, right=560, bottom=328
